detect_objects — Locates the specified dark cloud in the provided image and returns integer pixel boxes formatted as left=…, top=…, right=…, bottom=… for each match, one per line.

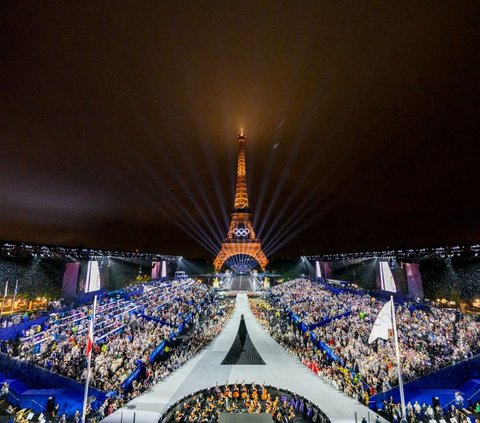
left=1, top=1, right=479, bottom=258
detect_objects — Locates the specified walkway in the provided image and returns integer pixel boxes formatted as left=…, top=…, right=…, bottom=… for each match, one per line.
left=227, top=275, right=257, bottom=291
left=102, top=292, right=386, bottom=423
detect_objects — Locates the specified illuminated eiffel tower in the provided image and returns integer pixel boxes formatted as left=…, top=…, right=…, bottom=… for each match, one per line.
left=213, top=132, right=268, bottom=272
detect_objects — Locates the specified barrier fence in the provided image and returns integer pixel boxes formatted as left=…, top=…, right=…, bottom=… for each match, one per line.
left=0, top=352, right=106, bottom=411
left=0, top=315, right=49, bottom=341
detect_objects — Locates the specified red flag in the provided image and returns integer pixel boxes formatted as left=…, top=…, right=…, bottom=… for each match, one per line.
left=86, top=326, right=93, bottom=357
left=86, top=311, right=94, bottom=357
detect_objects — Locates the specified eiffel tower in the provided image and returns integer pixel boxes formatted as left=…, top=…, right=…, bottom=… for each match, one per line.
left=213, top=133, right=268, bottom=272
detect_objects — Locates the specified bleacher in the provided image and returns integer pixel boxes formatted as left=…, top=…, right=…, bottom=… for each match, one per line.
left=0, top=278, right=214, bottom=420
left=265, top=278, right=480, bottom=417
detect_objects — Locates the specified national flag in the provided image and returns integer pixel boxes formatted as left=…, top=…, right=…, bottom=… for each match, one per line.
left=368, top=300, right=393, bottom=344
left=86, top=319, right=93, bottom=357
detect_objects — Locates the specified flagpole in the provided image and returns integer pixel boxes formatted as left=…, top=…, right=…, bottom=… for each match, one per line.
left=82, top=295, right=97, bottom=423
left=11, top=280, right=18, bottom=314
left=390, top=295, right=406, bottom=419
left=0, top=281, right=9, bottom=317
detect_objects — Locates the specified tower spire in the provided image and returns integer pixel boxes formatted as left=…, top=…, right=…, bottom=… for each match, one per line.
left=234, top=133, right=249, bottom=210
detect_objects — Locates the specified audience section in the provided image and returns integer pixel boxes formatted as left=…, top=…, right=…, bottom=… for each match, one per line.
left=251, top=278, right=480, bottom=422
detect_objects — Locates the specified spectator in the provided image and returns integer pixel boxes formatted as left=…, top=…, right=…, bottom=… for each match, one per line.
left=1, top=382, right=9, bottom=398
left=455, top=391, right=465, bottom=408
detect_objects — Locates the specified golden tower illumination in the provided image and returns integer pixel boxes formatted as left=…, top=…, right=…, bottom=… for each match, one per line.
left=213, top=133, right=268, bottom=272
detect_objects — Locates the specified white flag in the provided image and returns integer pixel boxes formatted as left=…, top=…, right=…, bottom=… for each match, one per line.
left=368, top=300, right=393, bottom=344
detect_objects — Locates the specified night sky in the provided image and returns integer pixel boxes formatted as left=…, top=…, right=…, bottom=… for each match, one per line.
left=1, top=2, right=480, bottom=259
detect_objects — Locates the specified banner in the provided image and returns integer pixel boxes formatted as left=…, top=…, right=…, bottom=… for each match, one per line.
left=151, top=261, right=161, bottom=280
left=85, top=261, right=101, bottom=293
left=379, top=261, right=397, bottom=292
left=62, top=262, right=80, bottom=300
left=161, top=260, right=167, bottom=278
left=405, top=263, right=424, bottom=299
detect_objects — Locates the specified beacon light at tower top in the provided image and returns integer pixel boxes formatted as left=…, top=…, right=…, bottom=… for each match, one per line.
left=213, top=133, right=268, bottom=273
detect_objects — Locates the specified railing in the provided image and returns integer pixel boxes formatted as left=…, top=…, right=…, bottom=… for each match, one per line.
left=370, top=350, right=480, bottom=410
left=443, top=383, right=480, bottom=410
left=0, top=352, right=106, bottom=401
left=6, top=384, right=46, bottom=414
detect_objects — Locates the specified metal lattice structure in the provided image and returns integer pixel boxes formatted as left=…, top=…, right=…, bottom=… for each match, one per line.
left=214, top=134, right=268, bottom=272
left=234, top=134, right=249, bottom=209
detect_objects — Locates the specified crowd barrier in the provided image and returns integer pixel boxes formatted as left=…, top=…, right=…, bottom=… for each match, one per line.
left=96, top=325, right=125, bottom=343
left=141, top=313, right=176, bottom=328
left=0, top=315, right=49, bottom=341
left=317, top=279, right=417, bottom=304
left=308, top=311, right=352, bottom=330
left=119, top=311, right=192, bottom=392
left=309, top=333, right=342, bottom=364
left=0, top=352, right=106, bottom=408
left=121, top=363, right=146, bottom=392
left=75, top=289, right=108, bottom=305
left=371, top=352, right=480, bottom=410
left=184, top=312, right=193, bottom=324
left=119, top=288, right=144, bottom=300
left=149, top=340, right=168, bottom=363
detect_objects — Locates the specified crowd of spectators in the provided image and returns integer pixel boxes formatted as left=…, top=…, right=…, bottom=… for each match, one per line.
left=4, top=275, right=480, bottom=422
left=252, top=278, right=480, bottom=421
left=381, top=397, right=473, bottom=423
left=142, top=281, right=210, bottom=327
left=270, top=279, right=355, bottom=325
left=311, top=294, right=480, bottom=393
left=0, top=279, right=232, bottom=420
left=0, top=310, right=46, bottom=329
left=99, top=297, right=235, bottom=418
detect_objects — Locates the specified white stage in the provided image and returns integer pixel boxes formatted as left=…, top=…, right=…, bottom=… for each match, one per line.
left=102, top=293, right=385, bottom=423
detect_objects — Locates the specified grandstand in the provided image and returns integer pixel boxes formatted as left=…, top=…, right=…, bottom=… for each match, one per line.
left=0, top=256, right=233, bottom=422
left=1, top=243, right=480, bottom=423
left=1, top=246, right=480, bottom=423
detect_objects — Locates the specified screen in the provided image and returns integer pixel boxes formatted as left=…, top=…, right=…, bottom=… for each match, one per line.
left=405, top=263, right=424, bottom=299
left=151, top=261, right=161, bottom=279
left=379, top=261, right=397, bottom=293
left=62, top=262, right=80, bottom=300
left=161, top=260, right=167, bottom=278
left=85, top=260, right=101, bottom=293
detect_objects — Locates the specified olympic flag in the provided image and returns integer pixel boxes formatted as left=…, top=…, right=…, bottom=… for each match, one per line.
left=368, top=299, right=393, bottom=344
left=368, top=297, right=406, bottom=418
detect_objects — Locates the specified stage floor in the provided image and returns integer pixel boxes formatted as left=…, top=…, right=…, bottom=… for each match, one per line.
left=218, top=413, right=273, bottom=423
left=101, top=293, right=386, bottom=423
